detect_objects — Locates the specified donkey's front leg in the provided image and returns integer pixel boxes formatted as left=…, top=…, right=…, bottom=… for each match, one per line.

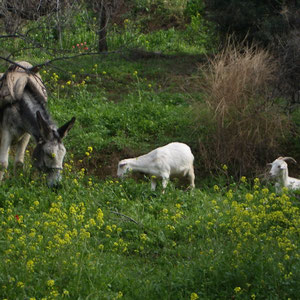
left=0, top=130, right=12, bottom=181
left=14, top=133, right=31, bottom=176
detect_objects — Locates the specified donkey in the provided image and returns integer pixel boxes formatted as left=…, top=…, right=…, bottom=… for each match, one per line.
left=0, top=61, right=75, bottom=187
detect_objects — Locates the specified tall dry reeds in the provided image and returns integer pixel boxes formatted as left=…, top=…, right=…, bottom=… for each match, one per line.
left=197, top=41, right=290, bottom=177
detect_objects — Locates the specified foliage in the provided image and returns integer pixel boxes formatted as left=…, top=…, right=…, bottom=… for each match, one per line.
left=131, top=0, right=187, bottom=18
left=0, top=0, right=216, bottom=56
left=1, top=7, right=300, bottom=299
left=204, top=0, right=300, bottom=45
left=272, top=30, right=300, bottom=111
left=38, top=62, right=194, bottom=157
left=1, top=161, right=300, bottom=299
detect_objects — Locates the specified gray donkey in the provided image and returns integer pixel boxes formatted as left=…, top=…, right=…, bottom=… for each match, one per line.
left=0, top=61, right=75, bottom=187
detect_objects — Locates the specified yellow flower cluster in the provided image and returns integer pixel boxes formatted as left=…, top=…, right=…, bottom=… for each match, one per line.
left=205, top=179, right=300, bottom=283
left=51, top=72, right=59, bottom=82
left=191, top=292, right=199, bottom=300
left=1, top=194, right=106, bottom=298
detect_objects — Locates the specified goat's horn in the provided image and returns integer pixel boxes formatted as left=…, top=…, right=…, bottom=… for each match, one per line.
left=282, top=157, right=297, bottom=164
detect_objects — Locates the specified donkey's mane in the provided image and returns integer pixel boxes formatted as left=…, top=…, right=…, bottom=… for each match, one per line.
left=19, top=90, right=56, bottom=142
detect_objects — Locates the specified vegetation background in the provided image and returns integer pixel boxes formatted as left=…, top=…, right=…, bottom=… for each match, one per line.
left=0, top=0, right=300, bottom=299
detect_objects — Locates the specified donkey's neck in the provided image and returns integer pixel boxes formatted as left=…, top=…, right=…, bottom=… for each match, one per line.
left=20, top=91, right=56, bottom=142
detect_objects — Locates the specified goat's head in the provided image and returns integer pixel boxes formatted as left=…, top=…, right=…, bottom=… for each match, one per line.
left=117, top=160, right=131, bottom=178
left=268, top=156, right=296, bottom=179
left=32, top=111, right=76, bottom=188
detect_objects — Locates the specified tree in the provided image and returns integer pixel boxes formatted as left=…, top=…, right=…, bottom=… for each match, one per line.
left=87, top=0, right=123, bottom=52
left=203, top=0, right=300, bottom=45
left=0, top=0, right=63, bottom=34
left=0, top=0, right=124, bottom=52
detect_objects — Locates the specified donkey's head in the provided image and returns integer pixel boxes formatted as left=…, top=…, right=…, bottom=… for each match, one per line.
left=33, top=111, right=76, bottom=187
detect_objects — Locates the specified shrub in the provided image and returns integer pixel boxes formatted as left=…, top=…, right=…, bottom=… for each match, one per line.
left=273, top=29, right=300, bottom=111
left=195, top=40, right=290, bottom=177
left=203, top=0, right=299, bottom=45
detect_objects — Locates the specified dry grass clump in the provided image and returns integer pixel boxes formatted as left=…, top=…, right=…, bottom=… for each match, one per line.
left=197, top=41, right=290, bottom=177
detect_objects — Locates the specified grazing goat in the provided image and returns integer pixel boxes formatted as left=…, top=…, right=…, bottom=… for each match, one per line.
left=117, top=142, right=195, bottom=191
left=268, top=156, right=300, bottom=193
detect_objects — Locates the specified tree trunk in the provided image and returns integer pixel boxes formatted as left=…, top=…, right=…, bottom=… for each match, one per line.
left=97, top=1, right=108, bottom=52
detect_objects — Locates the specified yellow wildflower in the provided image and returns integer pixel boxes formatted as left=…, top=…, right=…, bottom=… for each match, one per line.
left=213, top=185, right=219, bottom=192
left=26, top=260, right=34, bottom=272
left=17, top=281, right=25, bottom=288
left=240, top=176, right=247, bottom=183
left=47, top=279, right=55, bottom=287
left=191, top=293, right=199, bottom=300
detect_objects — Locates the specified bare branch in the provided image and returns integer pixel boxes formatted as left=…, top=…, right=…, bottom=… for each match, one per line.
left=0, top=50, right=122, bottom=73
left=0, top=34, right=19, bottom=39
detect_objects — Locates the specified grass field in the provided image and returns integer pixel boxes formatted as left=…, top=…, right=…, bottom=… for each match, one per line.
left=1, top=17, right=300, bottom=299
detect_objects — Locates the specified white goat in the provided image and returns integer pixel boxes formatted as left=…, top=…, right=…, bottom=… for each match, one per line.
left=268, top=156, right=300, bottom=193
left=117, top=142, right=195, bottom=191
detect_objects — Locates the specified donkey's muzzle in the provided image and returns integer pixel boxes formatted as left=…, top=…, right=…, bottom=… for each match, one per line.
left=47, top=169, right=63, bottom=188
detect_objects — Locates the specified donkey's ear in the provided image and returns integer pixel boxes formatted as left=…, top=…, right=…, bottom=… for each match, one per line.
left=58, top=117, right=76, bottom=139
left=36, top=111, right=51, bottom=140
left=30, top=66, right=40, bottom=73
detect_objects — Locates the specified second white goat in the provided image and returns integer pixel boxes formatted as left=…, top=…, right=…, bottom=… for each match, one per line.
left=268, top=156, right=300, bottom=193
left=117, top=142, right=195, bottom=191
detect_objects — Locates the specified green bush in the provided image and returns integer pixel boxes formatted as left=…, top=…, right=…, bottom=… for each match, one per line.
left=204, top=0, right=300, bottom=45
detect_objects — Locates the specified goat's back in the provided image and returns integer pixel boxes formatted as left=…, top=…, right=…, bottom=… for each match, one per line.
left=153, top=142, right=194, bottom=174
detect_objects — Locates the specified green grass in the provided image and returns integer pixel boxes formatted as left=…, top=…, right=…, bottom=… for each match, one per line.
left=1, top=15, right=300, bottom=300
left=1, top=165, right=300, bottom=299
left=29, top=53, right=202, bottom=162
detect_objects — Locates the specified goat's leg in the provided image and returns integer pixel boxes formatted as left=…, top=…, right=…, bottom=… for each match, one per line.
left=0, top=130, right=12, bottom=181
left=151, top=177, right=157, bottom=191
left=161, top=175, right=169, bottom=193
left=187, top=166, right=195, bottom=189
left=14, top=133, right=30, bottom=175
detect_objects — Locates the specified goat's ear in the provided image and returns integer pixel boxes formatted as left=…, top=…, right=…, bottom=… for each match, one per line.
left=119, top=162, right=127, bottom=168
left=36, top=111, right=51, bottom=140
left=267, top=163, right=272, bottom=167
left=58, top=117, right=76, bottom=139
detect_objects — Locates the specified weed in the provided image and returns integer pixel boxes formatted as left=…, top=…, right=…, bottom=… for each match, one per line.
left=1, top=159, right=299, bottom=299
left=195, top=40, right=290, bottom=177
